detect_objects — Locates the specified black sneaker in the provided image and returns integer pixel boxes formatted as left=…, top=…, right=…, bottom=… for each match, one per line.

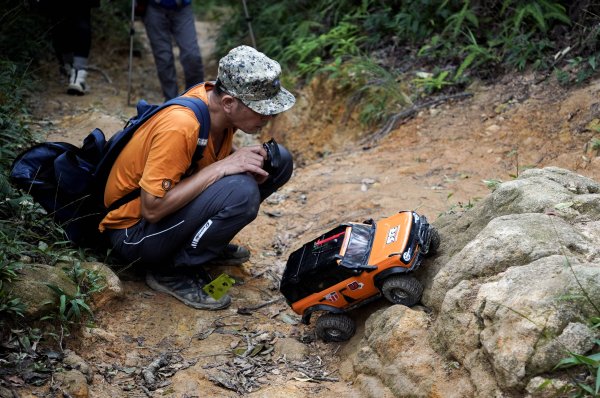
left=145, top=272, right=231, bottom=310
left=206, top=244, right=250, bottom=266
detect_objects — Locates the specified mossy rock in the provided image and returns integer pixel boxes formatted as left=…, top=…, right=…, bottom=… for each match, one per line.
left=6, top=263, right=78, bottom=319
left=5, top=262, right=123, bottom=320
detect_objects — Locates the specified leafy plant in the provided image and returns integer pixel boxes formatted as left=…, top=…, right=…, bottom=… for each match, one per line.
left=281, top=21, right=363, bottom=81
left=454, top=29, right=500, bottom=81
left=413, top=70, right=453, bottom=93
left=442, top=0, right=479, bottom=40
left=503, top=32, right=553, bottom=70
left=325, top=56, right=410, bottom=127
left=42, top=262, right=104, bottom=329
left=555, top=338, right=600, bottom=397
left=0, top=281, right=26, bottom=318
left=67, top=262, right=106, bottom=297
left=501, top=0, right=570, bottom=34
left=44, top=284, right=94, bottom=325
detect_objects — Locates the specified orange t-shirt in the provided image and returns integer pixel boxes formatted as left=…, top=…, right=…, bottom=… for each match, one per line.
left=99, top=83, right=234, bottom=232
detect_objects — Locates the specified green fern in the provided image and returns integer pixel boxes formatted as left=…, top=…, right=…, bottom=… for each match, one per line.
left=502, top=0, right=570, bottom=34
left=413, top=70, right=453, bottom=93
left=443, top=0, right=479, bottom=39
left=331, top=56, right=410, bottom=127
left=45, top=284, right=94, bottom=324
left=454, top=29, right=499, bottom=80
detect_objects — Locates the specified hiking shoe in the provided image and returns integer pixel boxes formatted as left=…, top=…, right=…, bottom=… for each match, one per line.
left=145, top=272, right=231, bottom=310
left=67, top=68, right=88, bottom=95
left=206, top=244, right=251, bottom=266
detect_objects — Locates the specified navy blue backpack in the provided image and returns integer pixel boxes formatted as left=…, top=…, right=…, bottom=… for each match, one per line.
left=10, top=95, right=210, bottom=247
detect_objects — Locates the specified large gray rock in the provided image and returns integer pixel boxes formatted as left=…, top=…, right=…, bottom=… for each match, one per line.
left=419, top=166, right=600, bottom=294
left=343, top=167, right=600, bottom=397
left=427, top=213, right=596, bottom=309
left=437, top=255, right=599, bottom=389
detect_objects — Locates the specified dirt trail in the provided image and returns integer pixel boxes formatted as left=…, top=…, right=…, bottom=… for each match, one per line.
left=25, top=19, right=600, bottom=398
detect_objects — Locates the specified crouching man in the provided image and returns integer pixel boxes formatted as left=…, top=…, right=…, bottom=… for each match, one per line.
left=100, top=46, right=296, bottom=310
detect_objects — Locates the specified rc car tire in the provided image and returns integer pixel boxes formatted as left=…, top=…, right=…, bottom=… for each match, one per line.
left=316, top=313, right=356, bottom=342
left=425, top=227, right=440, bottom=257
left=381, top=275, right=423, bottom=306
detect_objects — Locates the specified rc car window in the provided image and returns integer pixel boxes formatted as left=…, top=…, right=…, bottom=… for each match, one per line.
left=305, top=266, right=351, bottom=295
left=340, top=224, right=373, bottom=269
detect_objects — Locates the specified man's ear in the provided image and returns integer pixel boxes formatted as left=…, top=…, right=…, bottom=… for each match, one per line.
left=221, top=95, right=237, bottom=114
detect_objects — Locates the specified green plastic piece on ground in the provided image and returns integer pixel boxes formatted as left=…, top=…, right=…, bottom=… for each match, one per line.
left=203, top=273, right=236, bottom=300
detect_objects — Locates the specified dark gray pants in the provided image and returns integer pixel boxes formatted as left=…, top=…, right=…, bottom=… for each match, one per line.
left=143, top=3, right=204, bottom=100
left=106, top=145, right=293, bottom=271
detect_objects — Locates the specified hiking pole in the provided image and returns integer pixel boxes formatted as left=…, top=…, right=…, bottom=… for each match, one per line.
left=241, top=0, right=257, bottom=49
left=127, top=0, right=135, bottom=106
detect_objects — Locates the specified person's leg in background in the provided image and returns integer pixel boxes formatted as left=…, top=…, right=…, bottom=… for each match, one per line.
left=144, top=5, right=179, bottom=100
left=35, top=0, right=94, bottom=94
left=48, top=9, right=73, bottom=77
left=67, top=2, right=92, bottom=95
left=171, top=4, right=204, bottom=89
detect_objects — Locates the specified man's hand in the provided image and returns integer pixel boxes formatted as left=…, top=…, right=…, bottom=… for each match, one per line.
left=216, top=145, right=269, bottom=182
left=140, top=145, right=270, bottom=224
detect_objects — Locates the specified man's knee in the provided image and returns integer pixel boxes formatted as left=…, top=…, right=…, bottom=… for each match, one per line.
left=261, top=144, right=293, bottom=197
left=277, top=144, right=293, bottom=185
left=220, top=174, right=261, bottom=221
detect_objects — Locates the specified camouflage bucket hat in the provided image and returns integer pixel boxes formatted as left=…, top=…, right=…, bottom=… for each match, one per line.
left=217, top=45, right=296, bottom=115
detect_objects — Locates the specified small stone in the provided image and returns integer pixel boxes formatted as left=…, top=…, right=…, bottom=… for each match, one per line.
left=274, top=337, right=308, bottom=361
left=63, top=349, right=92, bottom=382
left=485, top=124, right=501, bottom=133
left=53, top=369, right=89, bottom=398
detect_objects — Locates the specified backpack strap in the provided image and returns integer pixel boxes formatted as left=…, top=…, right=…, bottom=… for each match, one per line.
left=107, top=188, right=143, bottom=212
left=104, top=96, right=210, bottom=211
left=165, top=96, right=210, bottom=162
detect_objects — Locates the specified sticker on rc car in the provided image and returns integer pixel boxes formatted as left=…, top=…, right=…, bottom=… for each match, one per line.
left=386, top=225, right=400, bottom=244
left=347, top=281, right=364, bottom=291
left=403, top=247, right=412, bottom=262
left=325, top=292, right=339, bottom=302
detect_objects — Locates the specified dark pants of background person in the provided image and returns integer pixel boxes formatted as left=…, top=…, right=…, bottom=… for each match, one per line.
left=143, top=3, right=204, bottom=100
left=106, top=144, right=293, bottom=272
left=36, top=0, right=96, bottom=71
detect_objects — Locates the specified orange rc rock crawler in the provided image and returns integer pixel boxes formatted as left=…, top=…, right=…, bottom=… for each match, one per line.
left=280, top=211, right=440, bottom=342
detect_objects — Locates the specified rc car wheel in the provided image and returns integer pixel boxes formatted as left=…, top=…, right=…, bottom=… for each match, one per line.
left=381, top=275, right=423, bottom=306
left=425, top=227, right=440, bottom=257
left=315, top=313, right=356, bottom=342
